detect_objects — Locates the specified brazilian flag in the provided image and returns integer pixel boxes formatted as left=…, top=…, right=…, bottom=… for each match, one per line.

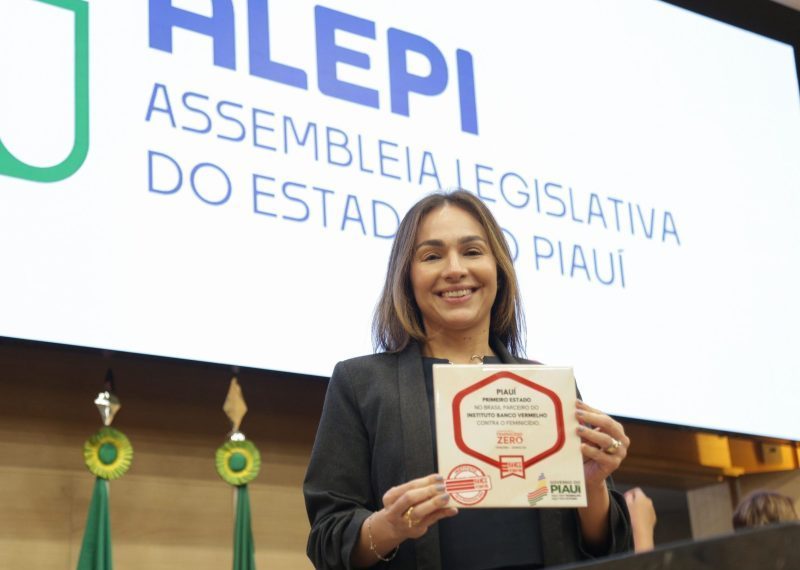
left=217, top=439, right=261, bottom=570
left=76, top=427, right=133, bottom=570
left=233, top=485, right=256, bottom=570
left=76, top=479, right=112, bottom=570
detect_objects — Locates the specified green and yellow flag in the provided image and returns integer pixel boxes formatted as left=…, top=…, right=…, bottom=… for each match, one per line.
left=76, top=370, right=132, bottom=570
left=233, top=484, right=256, bottom=570
left=76, top=479, right=112, bottom=570
left=217, top=377, right=260, bottom=570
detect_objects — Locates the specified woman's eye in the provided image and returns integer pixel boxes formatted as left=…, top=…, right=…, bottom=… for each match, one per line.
left=421, top=253, right=441, bottom=262
left=465, top=248, right=483, bottom=256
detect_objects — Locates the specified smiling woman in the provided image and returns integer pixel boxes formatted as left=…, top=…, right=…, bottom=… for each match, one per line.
left=373, top=191, right=524, bottom=360
left=303, top=190, right=633, bottom=570
left=410, top=205, right=499, bottom=360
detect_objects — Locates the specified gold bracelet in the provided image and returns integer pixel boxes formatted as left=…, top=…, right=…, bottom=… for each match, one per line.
left=366, top=513, right=399, bottom=562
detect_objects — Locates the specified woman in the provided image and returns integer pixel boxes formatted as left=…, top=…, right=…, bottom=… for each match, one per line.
left=304, top=190, right=632, bottom=569
left=732, top=491, right=798, bottom=529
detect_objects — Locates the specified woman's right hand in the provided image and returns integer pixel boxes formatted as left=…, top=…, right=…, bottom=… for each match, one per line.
left=378, top=473, right=459, bottom=540
left=354, top=473, right=459, bottom=567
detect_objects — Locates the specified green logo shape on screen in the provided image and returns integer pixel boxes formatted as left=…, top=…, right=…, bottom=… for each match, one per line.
left=0, top=0, right=89, bottom=183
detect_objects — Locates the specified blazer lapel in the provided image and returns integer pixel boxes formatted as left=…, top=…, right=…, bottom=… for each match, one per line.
left=396, top=342, right=441, bottom=570
left=397, top=342, right=434, bottom=479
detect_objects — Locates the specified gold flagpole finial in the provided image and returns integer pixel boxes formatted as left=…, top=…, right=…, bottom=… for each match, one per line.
left=223, top=377, right=248, bottom=439
left=94, top=369, right=121, bottom=426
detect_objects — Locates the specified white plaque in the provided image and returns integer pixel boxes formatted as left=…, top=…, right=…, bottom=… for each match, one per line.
left=434, top=365, right=587, bottom=508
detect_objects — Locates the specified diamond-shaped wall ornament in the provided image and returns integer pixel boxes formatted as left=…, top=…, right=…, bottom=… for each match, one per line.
left=223, top=377, right=248, bottom=433
left=94, top=391, right=121, bottom=426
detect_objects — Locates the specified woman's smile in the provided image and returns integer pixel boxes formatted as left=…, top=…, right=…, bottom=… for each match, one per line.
left=439, top=287, right=476, bottom=300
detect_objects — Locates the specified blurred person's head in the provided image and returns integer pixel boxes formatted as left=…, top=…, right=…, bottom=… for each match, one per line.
left=732, top=491, right=798, bottom=529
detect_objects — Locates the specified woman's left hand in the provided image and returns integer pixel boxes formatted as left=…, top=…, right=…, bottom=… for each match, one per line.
left=575, top=400, right=630, bottom=487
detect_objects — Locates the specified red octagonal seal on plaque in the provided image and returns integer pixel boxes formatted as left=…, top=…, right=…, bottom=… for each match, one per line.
left=452, top=370, right=565, bottom=479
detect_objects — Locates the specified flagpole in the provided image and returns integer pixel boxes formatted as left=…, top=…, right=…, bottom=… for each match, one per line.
left=216, top=375, right=261, bottom=570
left=76, top=369, right=133, bottom=570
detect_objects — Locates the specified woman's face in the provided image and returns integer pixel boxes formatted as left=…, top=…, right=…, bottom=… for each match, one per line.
left=410, top=204, right=498, bottom=339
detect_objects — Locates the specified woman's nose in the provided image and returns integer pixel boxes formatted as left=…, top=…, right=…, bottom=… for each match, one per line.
left=442, top=252, right=467, bottom=279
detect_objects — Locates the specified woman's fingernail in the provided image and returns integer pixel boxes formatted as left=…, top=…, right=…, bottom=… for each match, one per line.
left=439, top=493, right=451, bottom=504
left=576, top=409, right=585, bottom=416
left=435, top=483, right=445, bottom=493
left=434, top=474, right=444, bottom=482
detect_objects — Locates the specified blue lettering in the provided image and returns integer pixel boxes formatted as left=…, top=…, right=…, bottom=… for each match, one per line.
left=357, top=135, right=374, bottom=174
left=628, top=202, right=635, bottom=236
left=544, top=183, right=566, bottom=217
left=475, top=164, right=495, bottom=203
left=499, top=172, right=529, bottom=208
left=341, top=194, right=366, bottom=234
left=456, top=49, right=478, bottom=135
left=248, top=0, right=307, bottom=89
left=568, top=187, right=583, bottom=223
left=190, top=162, right=231, bottom=205
left=252, top=173, right=277, bottom=217
left=326, top=127, right=353, bottom=167
left=181, top=92, right=212, bottom=134
left=252, top=108, right=277, bottom=151
left=283, top=116, right=319, bottom=159
left=378, top=140, right=401, bottom=180
left=570, top=244, right=590, bottom=280
left=387, top=28, right=448, bottom=118
left=282, top=181, right=310, bottom=222
left=372, top=200, right=399, bottom=239
left=594, top=250, right=616, bottom=285
left=145, top=83, right=176, bottom=127
left=312, top=186, right=334, bottom=227
left=418, top=151, right=440, bottom=187
left=148, top=0, right=235, bottom=69
left=587, top=193, right=606, bottom=228
left=216, top=101, right=246, bottom=142
left=663, top=211, right=680, bottom=245
left=315, top=6, right=378, bottom=108
left=637, top=204, right=655, bottom=239
left=608, top=197, right=623, bottom=231
left=148, top=2, right=478, bottom=134
left=533, top=235, right=554, bottom=271
left=148, top=150, right=182, bottom=194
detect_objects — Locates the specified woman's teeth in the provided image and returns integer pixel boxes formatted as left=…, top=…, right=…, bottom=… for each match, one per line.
left=442, top=289, right=471, bottom=298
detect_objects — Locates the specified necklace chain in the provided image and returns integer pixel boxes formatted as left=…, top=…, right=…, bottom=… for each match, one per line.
left=447, top=354, right=485, bottom=364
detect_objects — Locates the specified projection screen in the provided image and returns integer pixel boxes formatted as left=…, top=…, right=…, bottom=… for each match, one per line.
left=1, top=0, right=799, bottom=440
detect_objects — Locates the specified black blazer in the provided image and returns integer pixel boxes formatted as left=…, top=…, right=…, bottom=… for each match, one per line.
left=304, top=340, right=632, bottom=569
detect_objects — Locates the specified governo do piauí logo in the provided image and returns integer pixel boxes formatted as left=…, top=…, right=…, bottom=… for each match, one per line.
left=0, top=0, right=88, bottom=183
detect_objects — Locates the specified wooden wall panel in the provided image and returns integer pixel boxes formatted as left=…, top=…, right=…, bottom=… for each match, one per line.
left=1, top=339, right=796, bottom=568
left=0, top=340, right=325, bottom=570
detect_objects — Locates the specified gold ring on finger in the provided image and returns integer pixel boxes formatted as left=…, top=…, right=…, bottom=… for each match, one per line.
left=403, top=506, right=418, bottom=528
left=604, top=437, right=623, bottom=454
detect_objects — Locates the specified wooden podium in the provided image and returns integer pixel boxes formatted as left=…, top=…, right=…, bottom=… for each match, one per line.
left=554, top=522, right=799, bottom=570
